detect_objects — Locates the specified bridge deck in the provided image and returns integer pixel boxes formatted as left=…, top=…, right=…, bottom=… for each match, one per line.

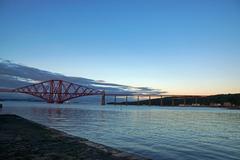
left=0, top=79, right=208, bottom=105
left=105, top=93, right=208, bottom=98
left=0, top=88, right=15, bottom=92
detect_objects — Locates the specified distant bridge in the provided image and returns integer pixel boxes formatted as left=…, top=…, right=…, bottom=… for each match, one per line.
left=0, top=80, right=104, bottom=104
left=0, top=79, right=207, bottom=105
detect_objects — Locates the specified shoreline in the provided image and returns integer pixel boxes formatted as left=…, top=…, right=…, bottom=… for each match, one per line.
left=1, top=101, right=239, bottom=110
left=0, top=114, right=149, bottom=160
left=107, top=103, right=240, bottom=110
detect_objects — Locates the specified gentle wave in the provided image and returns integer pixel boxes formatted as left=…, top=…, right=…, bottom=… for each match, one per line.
left=1, top=101, right=240, bottom=160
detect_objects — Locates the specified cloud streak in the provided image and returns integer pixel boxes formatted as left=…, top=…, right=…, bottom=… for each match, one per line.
left=0, top=59, right=166, bottom=95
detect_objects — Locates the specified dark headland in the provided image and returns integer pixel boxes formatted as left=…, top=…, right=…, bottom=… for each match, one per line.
left=0, top=114, right=149, bottom=160
left=108, top=93, right=240, bottom=109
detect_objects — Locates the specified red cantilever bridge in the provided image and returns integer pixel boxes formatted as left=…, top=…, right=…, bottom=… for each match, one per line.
left=0, top=80, right=105, bottom=104
left=0, top=79, right=207, bottom=105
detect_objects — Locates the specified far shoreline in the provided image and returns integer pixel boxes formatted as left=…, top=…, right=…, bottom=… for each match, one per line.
left=0, top=100, right=240, bottom=110
left=107, top=103, right=240, bottom=110
left=108, top=93, right=240, bottom=109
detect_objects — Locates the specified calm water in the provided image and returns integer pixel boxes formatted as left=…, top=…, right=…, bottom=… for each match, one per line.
left=1, top=102, right=240, bottom=160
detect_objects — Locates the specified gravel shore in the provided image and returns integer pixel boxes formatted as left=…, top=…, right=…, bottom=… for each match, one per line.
left=0, top=114, right=149, bottom=160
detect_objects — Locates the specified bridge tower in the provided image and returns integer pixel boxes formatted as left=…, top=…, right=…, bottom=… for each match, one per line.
left=101, top=90, right=105, bottom=105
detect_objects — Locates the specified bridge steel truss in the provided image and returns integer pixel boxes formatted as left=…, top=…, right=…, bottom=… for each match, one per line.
left=0, top=79, right=208, bottom=105
left=3, top=80, right=104, bottom=104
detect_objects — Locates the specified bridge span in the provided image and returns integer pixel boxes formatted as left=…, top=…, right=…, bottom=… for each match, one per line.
left=0, top=79, right=207, bottom=105
left=104, top=93, right=207, bottom=106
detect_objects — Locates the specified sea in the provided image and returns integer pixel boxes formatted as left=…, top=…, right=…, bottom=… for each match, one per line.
left=0, top=101, right=240, bottom=160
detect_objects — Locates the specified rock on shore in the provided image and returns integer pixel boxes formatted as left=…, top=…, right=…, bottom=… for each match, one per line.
left=0, top=114, right=149, bottom=160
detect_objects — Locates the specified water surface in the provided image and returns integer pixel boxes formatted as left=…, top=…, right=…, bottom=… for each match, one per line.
left=1, top=102, right=240, bottom=160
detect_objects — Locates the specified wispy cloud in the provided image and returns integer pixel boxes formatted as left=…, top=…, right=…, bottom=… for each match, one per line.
left=0, top=59, right=166, bottom=94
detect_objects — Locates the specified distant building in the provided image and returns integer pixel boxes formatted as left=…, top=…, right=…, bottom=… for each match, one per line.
left=192, top=103, right=200, bottom=106
left=210, top=103, right=222, bottom=107
left=223, top=102, right=232, bottom=107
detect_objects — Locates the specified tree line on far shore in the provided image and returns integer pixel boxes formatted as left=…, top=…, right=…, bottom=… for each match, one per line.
left=109, top=93, right=240, bottom=107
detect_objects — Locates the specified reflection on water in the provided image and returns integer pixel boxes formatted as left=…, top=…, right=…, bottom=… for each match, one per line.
left=1, top=102, right=240, bottom=160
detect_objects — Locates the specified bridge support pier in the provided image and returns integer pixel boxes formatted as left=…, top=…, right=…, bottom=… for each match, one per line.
left=114, top=96, right=117, bottom=105
left=101, top=92, right=105, bottom=105
left=149, top=96, right=151, bottom=106
left=172, top=98, right=175, bottom=106
left=195, top=98, right=198, bottom=104
left=160, top=96, right=163, bottom=106
left=125, top=96, right=128, bottom=105
left=137, top=96, right=140, bottom=105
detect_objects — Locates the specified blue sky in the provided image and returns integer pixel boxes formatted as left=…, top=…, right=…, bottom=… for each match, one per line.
left=0, top=0, right=240, bottom=94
